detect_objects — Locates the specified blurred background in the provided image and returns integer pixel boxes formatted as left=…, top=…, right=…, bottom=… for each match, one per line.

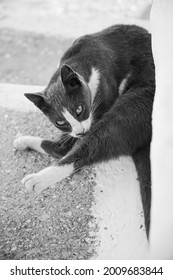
left=0, top=0, right=153, bottom=86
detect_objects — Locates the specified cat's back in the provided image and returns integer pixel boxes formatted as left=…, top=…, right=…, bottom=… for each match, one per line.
left=61, top=25, right=152, bottom=69
left=93, top=24, right=152, bottom=66
left=93, top=24, right=150, bottom=46
left=63, top=25, right=151, bottom=57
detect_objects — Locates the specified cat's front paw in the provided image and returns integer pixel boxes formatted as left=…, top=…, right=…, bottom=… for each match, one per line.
left=14, top=135, right=32, bottom=150
left=22, top=172, right=50, bottom=193
left=22, top=164, right=74, bottom=193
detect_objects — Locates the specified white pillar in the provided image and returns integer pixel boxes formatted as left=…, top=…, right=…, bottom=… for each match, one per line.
left=150, top=0, right=173, bottom=259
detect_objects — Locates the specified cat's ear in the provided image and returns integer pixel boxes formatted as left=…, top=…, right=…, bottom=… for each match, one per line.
left=60, top=64, right=81, bottom=89
left=24, top=92, right=48, bottom=111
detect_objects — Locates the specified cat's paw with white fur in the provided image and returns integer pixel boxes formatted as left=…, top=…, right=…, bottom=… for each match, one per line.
left=22, top=172, right=50, bottom=194
left=14, top=135, right=45, bottom=154
left=14, top=135, right=32, bottom=150
left=22, top=165, right=74, bottom=193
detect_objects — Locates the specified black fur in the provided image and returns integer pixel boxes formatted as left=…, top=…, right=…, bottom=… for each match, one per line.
left=26, top=24, right=155, bottom=236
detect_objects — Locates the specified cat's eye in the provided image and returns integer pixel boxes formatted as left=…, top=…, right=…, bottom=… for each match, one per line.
left=76, top=105, right=83, bottom=116
left=56, top=120, right=66, bottom=126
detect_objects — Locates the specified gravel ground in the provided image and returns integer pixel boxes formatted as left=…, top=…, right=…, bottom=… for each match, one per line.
left=0, top=108, right=97, bottom=259
left=0, top=0, right=152, bottom=260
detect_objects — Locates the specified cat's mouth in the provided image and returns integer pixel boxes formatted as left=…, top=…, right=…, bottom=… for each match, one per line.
left=71, top=131, right=88, bottom=139
left=76, top=132, right=86, bottom=137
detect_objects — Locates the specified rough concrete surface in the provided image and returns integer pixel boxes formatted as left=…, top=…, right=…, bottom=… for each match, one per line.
left=0, top=0, right=152, bottom=260
left=0, top=87, right=97, bottom=260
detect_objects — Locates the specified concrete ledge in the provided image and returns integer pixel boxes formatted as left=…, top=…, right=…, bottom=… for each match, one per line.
left=93, top=158, right=149, bottom=259
left=0, top=83, right=44, bottom=112
left=0, top=83, right=149, bottom=259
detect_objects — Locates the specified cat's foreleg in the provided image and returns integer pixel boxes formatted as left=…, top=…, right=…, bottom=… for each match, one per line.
left=41, top=137, right=77, bottom=157
left=22, top=164, right=74, bottom=193
left=14, top=136, right=46, bottom=154
left=14, top=135, right=76, bottom=157
left=20, top=137, right=78, bottom=193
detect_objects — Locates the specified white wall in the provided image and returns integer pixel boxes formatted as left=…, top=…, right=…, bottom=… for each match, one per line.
left=150, top=0, right=173, bottom=259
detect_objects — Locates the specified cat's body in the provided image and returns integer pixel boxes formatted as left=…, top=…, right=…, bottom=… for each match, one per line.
left=14, top=25, right=155, bottom=237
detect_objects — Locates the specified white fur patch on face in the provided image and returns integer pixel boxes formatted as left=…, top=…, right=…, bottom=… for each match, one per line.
left=81, top=113, right=92, bottom=132
left=88, top=67, right=100, bottom=103
left=62, top=108, right=82, bottom=137
left=62, top=108, right=92, bottom=138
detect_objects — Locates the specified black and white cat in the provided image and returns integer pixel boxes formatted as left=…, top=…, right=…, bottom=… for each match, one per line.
left=14, top=24, right=155, bottom=237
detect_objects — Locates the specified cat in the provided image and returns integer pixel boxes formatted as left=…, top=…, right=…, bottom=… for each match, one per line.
left=14, top=24, right=155, bottom=237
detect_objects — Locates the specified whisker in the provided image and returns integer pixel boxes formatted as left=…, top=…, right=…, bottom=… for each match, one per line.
left=52, top=133, right=71, bottom=147
left=61, top=137, right=71, bottom=146
left=92, top=95, right=103, bottom=111
left=93, top=110, right=101, bottom=119
left=92, top=95, right=103, bottom=116
left=58, top=136, right=71, bottom=147
left=91, top=95, right=104, bottom=122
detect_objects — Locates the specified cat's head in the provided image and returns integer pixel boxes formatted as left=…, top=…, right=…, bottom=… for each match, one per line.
left=25, top=65, right=99, bottom=138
